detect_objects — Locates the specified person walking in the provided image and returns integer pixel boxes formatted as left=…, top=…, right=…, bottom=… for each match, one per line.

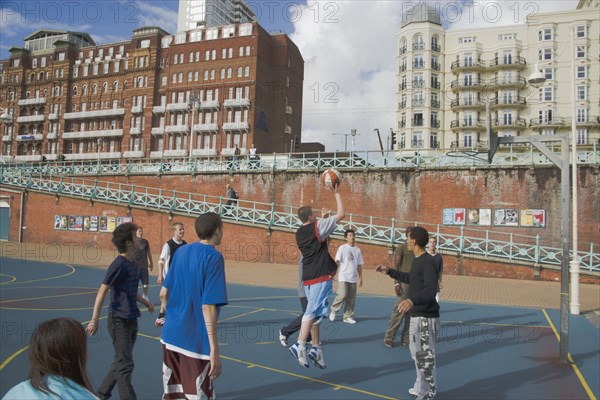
left=160, top=212, right=228, bottom=399
left=384, top=226, right=414, bottom=347
left=376, top=226, right=440, bottom=400
left=329, top=229, right=363, bottom=324
left=134, top=226, right=154, bottom=301
left=86, top=223, right=155, bottom=400
left=289, top=185, right=345, bottom=369
left=155, top=222, right=186, bottom=326
left=278, top=262, right=312, bottom=346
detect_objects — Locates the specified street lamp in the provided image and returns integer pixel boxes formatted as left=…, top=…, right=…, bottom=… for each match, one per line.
left=188, top=90, right=201, bottom=159
left=332, top=132, right=351, bottom=152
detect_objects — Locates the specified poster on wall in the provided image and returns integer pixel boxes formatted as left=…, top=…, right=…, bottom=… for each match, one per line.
left=468, top=208, right=492, bottom=226
left=54, top=215, right=68, bottom=230
left=520, top=209, right=546, bottom=227
left=116, top=216, right=133, bottom=227
left=83, top=216, right=91, bottom=231
left=68, top=216, right=83, bottom=231
left=99, top=216, right=108, bottom=233
left=89, top=216, right=98, bottom=232
left=443, top=208, right=466, bottom=225
left=107, top=216, right=117, bottom=232
left=494, top=209, right=519, bottom=227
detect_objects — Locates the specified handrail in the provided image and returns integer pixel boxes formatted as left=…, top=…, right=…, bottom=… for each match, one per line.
left=1, top=171, right=597, bottom=273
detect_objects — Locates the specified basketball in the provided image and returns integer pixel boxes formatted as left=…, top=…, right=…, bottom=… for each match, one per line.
left=320, top=168, right=342, bottom=189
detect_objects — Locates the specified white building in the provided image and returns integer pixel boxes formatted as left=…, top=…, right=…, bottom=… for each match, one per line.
left=396, top=0, right=599, bottom=152
left=177, top=0, right=256, bottom=32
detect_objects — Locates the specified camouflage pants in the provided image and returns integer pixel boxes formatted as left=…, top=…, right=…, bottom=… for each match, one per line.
left=409, top=316, right=440, bottom=400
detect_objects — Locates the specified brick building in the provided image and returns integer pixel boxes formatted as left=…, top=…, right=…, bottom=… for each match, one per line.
left=0, top=22, right=304, bottom=162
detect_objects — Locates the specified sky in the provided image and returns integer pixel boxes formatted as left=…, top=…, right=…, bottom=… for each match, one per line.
left=0, top=0, right=581, bottom=152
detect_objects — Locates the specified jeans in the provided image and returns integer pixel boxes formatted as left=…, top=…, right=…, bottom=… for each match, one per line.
left=98, top=315, right=138, bottom=399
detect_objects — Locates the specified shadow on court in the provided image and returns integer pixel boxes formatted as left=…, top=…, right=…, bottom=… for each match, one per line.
left=1, top=258, right=598, bottom=400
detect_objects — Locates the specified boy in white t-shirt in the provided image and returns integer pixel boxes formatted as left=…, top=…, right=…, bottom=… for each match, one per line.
left=329, top=229, right=363, bottom=324
left=155, top=222, right=186, bottom=326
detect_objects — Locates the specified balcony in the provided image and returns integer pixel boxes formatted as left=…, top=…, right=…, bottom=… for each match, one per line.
left=488, top=77, right=526, bottom=89
left=431, top=100, right=440, bottom=108
left=411, top=140, right=424, bottom=148
left=431, top=120, right=440, bottom=128
left=450, top=140, right=488, bottom=150
left=123, top=150, right=145, bottom=158
left=399, top=46, right=407, bottom=54
left=163, top=149, right=187, bottom=157
left=412, top=119, right=424, bottom=127
left=450, top=60, right=486, bottom=73
left=221, top=147, right=248, bottom=156
left=450, top=80, right=484, bottom=92
left=166, top=103, right=189, bottom=112
left=17, top=114, right=45, bottom=123
left=529, top=117, right=567, bottom=128
left=18, top=97, right=46, bottom=106
left=64, top=152, right=121, bottom=161
left=413, top=43, right=425, bottom=51
left=2, top=135, right=11, bottom=142
left=488, top=56, right=527, bottom=70
left=47, top=130, right=58, bottom=140
left=192, top=148, right=218, bottom=157
left=490, top=96, right=527, bottom=108
left=63, top=108, right=125, bottom=120
left=576, top=116, right=600, bottom=128
left=399, top=101, right=406, bottom=109
left=431, top=44, right=441, bottom=52
left=400, top=65, right=407, bottom=72
left=413, top=61, right=425, bottom=69
left=412, top=99, right=425, bottom=107
left=193, top=123, right=218, bottom=132
left=450, top=120, right=485, bottom=131
left=165, top=125, right=189, bottom=134
left=199, top=100, right=220, bottom=109
left=15, top=155, right=43, bottom=162
left=412, top=80, right=425, bottom=88
left=223, top=122, right=249, bottom=130
left=48, top=113, right=59, bottom=121
left=151, top=127, right=165, bottom=135
left=63, top=129, right=124, bottom=139
left=400, top=83, right=407, bottom=90
left=224, top=98, right=250, bottom=108
left=431, top=62, right=441, bottom=71
left=450, top=99, right=485, bottom=109
left=493, top=118, right=527, bottom=129
left=42, top=154, right=58, bottom=161
left=152, top=105, right=166, bottom=114
left=431, top=82, right=440, bottom=90
left=131, top=105, right=143, bottom=114
left=130, top=127, right=142, bottom=135
left=16, top=134, right=44, bottom=141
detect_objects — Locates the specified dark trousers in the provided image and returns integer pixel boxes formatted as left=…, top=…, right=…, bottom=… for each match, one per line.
left=281, top=297, right=312, bottom=342
left=98, top=315, right=138, bottom=400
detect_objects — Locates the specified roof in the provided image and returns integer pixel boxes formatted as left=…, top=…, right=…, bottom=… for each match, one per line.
left=23, top=30, right=95, bottom=46
left=401, top=3, right=441, bottom=28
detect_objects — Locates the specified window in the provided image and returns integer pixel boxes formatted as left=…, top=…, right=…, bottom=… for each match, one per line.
left=244, top=66, right=250, bottom=77
left=576, top=66, right=587, bottom=79
left=459, top=37, right=475, bottom=43
left=206, top=28, right=218, bottom=40
left=245, top=46, right=250, bottom=56
left=222, top=26, right=235, bottom=38
left=576, top=129, right=588, bottom=145
left=413, top=55, right=424, bottom=68
left=211, top=50, right=216, bottom=60
left=412, top=93, right=424, bottom=107
left=73, top=66, right=79, bottom=78
left=503, top=51, right=512, bottom=65
left=576, top=108, right=588, bottom=123
left=239, top=23, right=252, bottom=36
left=576, top=25, right=586, bottom=38
left=161, top=76, right=167, bottom=86
left=412, top=112, right=424, bottom=126
left=538, top=28, right=553, bottom=41
left=173, top=54, right=178, bottom=65
left=222, top=48, right=227, bottom=59
left=576, top=45, right=586, bottom=58
left=539, top=48, right=553, bottom=60
left=464, top=54, right=473, bottom=66
left=189, top=52, right=194, bottom=63
left=463, top=131, right=472, bottom=147
left=503, top=112, right=512, bottom=125
left=464, top=74, right=473, bottom=86
left=576, top=85, right=587, bottom=100
left=539, top=109, right=553, bottom=123
left=32, top=58, right=38, bottom=68
left=412, top=131, right=423, bottom=148
left=237, top=67, right=242, bottom=77
left=103, top=63, right=109, bottom=74
left=543, top=68, right=553, bottom=80
left=179, top=54, right=183, bottom=63
left=430, top=132, right=438, bottom=148
left=172, top=74, right=177, bottom=84
left=413, top=35, right=424, bottom=50
left=239, top=46, right=244, bottom=57
left=539, top=87, right=554, bottom=101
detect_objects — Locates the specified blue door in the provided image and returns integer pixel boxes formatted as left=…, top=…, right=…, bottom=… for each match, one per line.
left=0, top=204, right=9, bottom=241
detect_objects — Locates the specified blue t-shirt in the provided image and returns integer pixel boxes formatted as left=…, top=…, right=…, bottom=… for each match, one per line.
left=102, top=255, right=141, bottom=320
left=161, top=242, right=228, bottom=359
left=3, top=376, right=98, bottom=399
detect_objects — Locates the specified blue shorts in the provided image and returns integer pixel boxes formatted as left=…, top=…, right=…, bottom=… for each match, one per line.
left=302, top=279, right=333, bottom=322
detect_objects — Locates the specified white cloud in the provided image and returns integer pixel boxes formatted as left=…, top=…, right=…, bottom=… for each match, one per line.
left=134, top=0, right=178, bottom=34
left=290, top=0, right=581, bottom=152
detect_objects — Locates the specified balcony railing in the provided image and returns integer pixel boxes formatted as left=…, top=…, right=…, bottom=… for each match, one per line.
left=411, top=140, right=424, bottom=148
left=63, top=108, right=125, bottom=120
left=130, top=127, right=142, bottom=135
left=451, top=60, right=486, bottom=71
left=488, top=77, right=527, bottom=88
left=493, top=118, right=527, bottom=128
left=529, top=117, right=567, bottom=127
left=450, top=99, right=484, bottom=108
left=165, top=125, right=189, bottom=133
left=431, top=44, right=441, bottom=52
left=193, top=123, right=219, bottom=132
left=131, top=105, right=143, bottom=114
left=413, top=61, right=425, bottom=69
left=431, top=120, right=440, bottom=128
left=199, top=100, right=220, bottom=109
left=17, top=114, right=45, bottom=123
left=431, top=100, right=440, bottom=108
left=18, top=97, right=46, bottom=106
left=166, top=103, right=189, bottom=112
left=491, top=96, right=527, bottom=107
left=152, top=105, right=166, bottom=114
left=63, top=129, right=124, bottom=139
left=489, top=56, right=527, bottom=68
left=222, top=122, right=249, bottom=130
left=48, top=113, right=59, bottom=121
left=431, top=62, right=441, bottom=71
left=412, top=120, right=424, bottom=127
left=412, top=99, right=425, bottom=107
left=399, top=46, right=407, bottom=54
left=224, top=98, right=251, bottom=107
left=413, top=43, right=425, bottom=50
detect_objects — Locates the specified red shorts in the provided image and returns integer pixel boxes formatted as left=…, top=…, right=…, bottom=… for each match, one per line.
left=162, top=345, right=214, bottom=399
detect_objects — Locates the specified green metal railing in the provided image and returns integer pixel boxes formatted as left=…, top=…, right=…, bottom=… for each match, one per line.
left=1, top=168, right=597, bottom=272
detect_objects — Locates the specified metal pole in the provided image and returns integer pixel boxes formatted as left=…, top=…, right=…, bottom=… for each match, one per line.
left=560, top=135, right=570, bottom=363
left=569, top=27, right=580, bottom=315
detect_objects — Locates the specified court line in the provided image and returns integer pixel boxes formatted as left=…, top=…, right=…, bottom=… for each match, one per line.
left=541, top=309, right=597, bottom=400
left=0, top=265, right=76, bottom=285
left=0, top=290, right=98, bottom=304
left=0, top=274, right=16, bottom=284
left=443, top=319, right=550, bottom=329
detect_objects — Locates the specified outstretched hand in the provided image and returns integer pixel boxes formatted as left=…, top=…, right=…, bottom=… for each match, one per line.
left=375, top=265, right=389, bottom=274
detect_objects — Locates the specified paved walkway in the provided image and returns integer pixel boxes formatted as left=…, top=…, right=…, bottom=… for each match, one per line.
left=1, top=241, right=598, bottom=316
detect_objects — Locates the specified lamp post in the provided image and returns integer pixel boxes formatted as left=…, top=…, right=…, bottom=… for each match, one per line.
left=569, top=26, right=580, bottom=316
left=332, top=132, right=351, bottom=152
left=188, top=90, right=201, bottom=160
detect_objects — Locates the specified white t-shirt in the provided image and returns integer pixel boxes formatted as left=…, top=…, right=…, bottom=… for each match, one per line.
left=160, top=239, right=184, bottom=278
left=335, top=244, right=363, bottom=283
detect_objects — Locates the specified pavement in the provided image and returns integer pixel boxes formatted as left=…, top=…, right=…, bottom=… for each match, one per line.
left=1, top=241, right=598, bottom=318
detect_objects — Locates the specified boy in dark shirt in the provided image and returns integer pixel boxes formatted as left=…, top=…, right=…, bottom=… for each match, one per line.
left=86, top=223, right=155, bottom=400
left=376, top=226, right=440, bottom=400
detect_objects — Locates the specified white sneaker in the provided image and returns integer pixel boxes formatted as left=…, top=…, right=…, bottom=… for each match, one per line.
left=343, top=317, right=357, bottom=324
left=329, top=311, right=336, bottom=322
left=308, top=346, right=326, bottom=369
left=289, top=343, right=309, bottom=368
left=408, top=388, right=418, bottom=397
left=278, top=330, right=287, bottom=347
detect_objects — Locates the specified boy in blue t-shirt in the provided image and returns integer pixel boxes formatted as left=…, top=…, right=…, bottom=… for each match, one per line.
left=160, top=212, right=228, bottom=399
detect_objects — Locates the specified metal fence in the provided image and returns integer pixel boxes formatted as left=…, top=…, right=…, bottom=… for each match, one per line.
left=1, top=168, right=597, bottom=272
